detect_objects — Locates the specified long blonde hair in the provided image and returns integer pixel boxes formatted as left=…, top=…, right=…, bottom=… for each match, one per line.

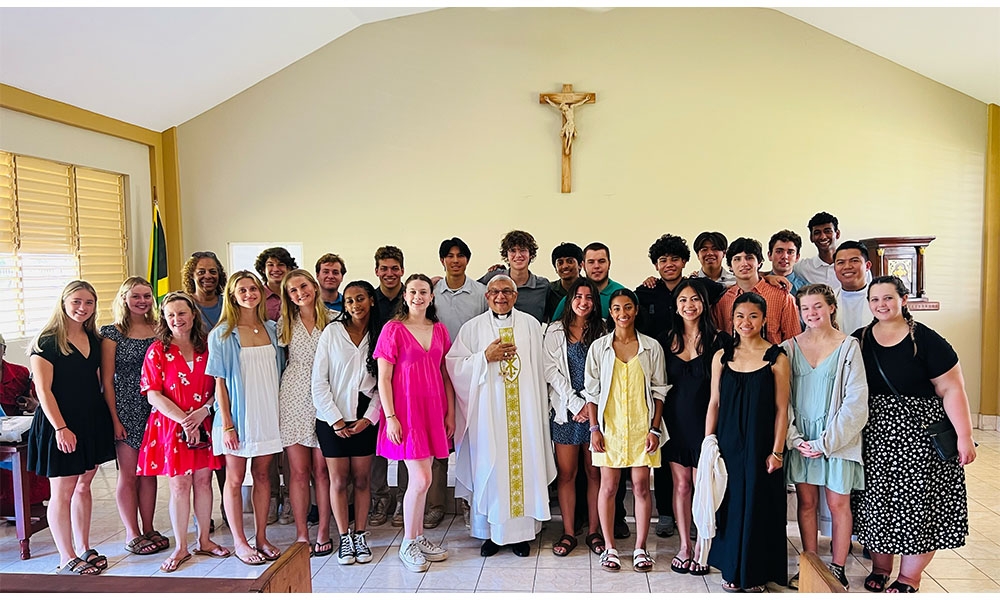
left=31, top=280, right=99, bottom=356
left=278, top=269, right=330, bottom=345
left=111, top=276, right=157, bottom=335
left=218, top=270, right=269, bottom=340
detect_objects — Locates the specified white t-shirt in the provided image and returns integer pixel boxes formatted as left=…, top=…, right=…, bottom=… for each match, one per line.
left=836, top=287, right=870, bottom=336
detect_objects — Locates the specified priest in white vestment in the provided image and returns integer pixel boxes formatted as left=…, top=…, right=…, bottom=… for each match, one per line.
left=446, top=275, right=557, bottom=557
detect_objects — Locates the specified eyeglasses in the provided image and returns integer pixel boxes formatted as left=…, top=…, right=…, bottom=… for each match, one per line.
left=487, top=289, right=516, bottom=297
left=191, top=251, right=218, bottom=259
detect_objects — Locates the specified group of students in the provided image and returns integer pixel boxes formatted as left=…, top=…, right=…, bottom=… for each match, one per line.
left=18, top=210, right=977, bottom=594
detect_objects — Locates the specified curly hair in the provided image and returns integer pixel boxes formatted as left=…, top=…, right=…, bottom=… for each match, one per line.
left=254, top=247, right=298, bottom=282
left=550, top=242, right=583, bottom=267
left=808, top=211, right=839, bottom=232
left=648, top=233, right=690, bottom=264
left=767, top=229, right=802, bottom=254
left=499, top=230, right=538, bottom=264
left=181, top=251, right=226, bottom=297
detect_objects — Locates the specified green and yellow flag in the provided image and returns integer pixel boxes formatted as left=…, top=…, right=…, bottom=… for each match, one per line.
left=148, top=203, right=169, bottom=303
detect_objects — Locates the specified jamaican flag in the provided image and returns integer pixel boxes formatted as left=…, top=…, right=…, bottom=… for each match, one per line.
left=148, top=203, right=169, bottom=303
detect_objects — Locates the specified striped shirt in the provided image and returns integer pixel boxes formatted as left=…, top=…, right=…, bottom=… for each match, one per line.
left=712, top=278, right=802, bottom=344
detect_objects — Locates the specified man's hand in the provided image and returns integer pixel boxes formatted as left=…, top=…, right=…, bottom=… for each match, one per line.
left=485, top=338, right=517, bottom=362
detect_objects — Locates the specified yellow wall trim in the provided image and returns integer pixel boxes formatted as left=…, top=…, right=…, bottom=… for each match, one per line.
left=981, top=103, right=1000, bottom=416
left=0, top=83, right=184, bottom=287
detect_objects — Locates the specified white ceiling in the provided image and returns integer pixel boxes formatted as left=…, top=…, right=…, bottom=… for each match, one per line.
left=1, top=7, right=997, bottom=132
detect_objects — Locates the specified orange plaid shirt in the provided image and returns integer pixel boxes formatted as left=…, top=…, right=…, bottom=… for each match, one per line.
left=712, top=278, right=802, bottom=344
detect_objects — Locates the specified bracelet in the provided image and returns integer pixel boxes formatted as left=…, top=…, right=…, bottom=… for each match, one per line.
left=648, top=428, right=661, bottom=437
left=223, top=426, right=235, bottom=433
left=333, top=425, right=347, bottom=432
left=771, top=451, right=784, bottom=461
left=55, top=426, right=67, bottom=432
left=385, top=414, right=397, bottom=420
left=589, top=425, right=600, bottom=433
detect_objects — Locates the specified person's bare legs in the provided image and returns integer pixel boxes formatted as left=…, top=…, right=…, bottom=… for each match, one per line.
left=351, top=455, right=373, bottom=533
left=327, top=458, right=352, bottom=535
left=311, top=447, right=331, bottom=537
left=223, top=455, right=255, bottom=558
left=284, top=444, right=312, bottom=543
left=598, top=467, right=621, bottom=554
left=870, top=551, right=895, bottom=579
left=192, top=468, right=223, bottom=553
left=250, top=454, right=278, bottom=556
left=670, top=462, right=695, bottom=560
left=631, top=467, right=652, bottom=551
left=795, top=483, right=820, bottom=553
left=71, top=468, right=98, bottom=556
left=826, top=488, right=853, bottom=567
left=402, top=458, right=431, bottom=541
left=582, top=447, right=601, bottom=536
left=48, top=475, right=80, bottom=566
left=893, top=552, right=934, bottom=591
left=554, top=442, right=580, bottom=536
left=165, top=474, right=193, bottom=565
left=114, top=443, right=142, bottom=542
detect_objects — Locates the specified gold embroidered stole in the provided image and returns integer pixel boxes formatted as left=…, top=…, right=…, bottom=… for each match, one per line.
left=498, top=324, right=524, bottom=518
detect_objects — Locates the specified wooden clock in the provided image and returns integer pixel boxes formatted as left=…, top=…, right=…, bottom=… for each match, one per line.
left=860, top=236, right=939, bottom=311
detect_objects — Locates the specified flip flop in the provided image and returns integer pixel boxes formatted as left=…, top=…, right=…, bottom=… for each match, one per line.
left=689, top=560, right=710, bottom=576
left=310, top=540, right=333, bottom=558
left=236, top=550, right=266, bottom=566
left=193, top=544, right=232, bottom=558
left=671, top=555, right=692, bottom=574
left=255, top=544, right=281, bottom=561
left=159, top=553, right=192, bottom=573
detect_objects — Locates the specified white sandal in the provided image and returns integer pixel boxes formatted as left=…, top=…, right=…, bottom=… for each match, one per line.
left=633, top=548, right=655, bottom=572
left=600, top=547, right=621, bottom=572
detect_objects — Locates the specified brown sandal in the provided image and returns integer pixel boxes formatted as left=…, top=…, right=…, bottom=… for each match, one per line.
left=552, top=534, right=578, bottom=556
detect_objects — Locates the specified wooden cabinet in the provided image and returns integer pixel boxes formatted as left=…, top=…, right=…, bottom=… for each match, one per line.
left=860, top=236, right=939, bottom=311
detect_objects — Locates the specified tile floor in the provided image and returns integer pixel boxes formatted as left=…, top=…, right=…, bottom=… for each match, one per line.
left=2, top=429, right=998, bottom=593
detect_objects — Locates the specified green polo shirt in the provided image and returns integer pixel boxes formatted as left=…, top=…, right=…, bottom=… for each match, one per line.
left=551, top=278, right=626, bottom=320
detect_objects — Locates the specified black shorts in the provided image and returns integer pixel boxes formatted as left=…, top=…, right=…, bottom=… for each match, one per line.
left=316, top=419, right=377, bottom=459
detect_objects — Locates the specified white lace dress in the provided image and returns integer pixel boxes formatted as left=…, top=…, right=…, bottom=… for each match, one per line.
left=278, top=316, right=322, bottom=448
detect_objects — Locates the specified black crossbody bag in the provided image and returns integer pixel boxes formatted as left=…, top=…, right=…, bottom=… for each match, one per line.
left=869, top=339, right=959, bottom=462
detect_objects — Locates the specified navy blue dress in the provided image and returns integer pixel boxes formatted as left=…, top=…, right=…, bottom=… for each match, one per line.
left=708, top=344, right=787, bottom=589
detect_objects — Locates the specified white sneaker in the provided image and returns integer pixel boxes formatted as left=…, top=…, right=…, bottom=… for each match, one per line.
left=337, top=531, right=356, bottom=565
left=353, top=530, right=372, bottom=564
left=414, top=535, right=448, bottom=562
left=399, top=539, right=428, bottom=572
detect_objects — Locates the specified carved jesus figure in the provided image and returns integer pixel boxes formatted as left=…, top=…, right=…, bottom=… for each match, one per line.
left=545, top=97, right=591, bottom=155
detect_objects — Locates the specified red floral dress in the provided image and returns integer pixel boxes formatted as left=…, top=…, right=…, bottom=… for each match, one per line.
left=137, top=341, right=221, bottom=476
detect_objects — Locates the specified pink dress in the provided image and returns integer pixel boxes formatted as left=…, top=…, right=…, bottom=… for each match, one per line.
left=373, top=320, right=451, bottom=460
left=137, top=342, right=222, bottom=476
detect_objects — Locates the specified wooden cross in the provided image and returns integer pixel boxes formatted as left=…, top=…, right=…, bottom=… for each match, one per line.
left=540, top=84, right=596, bottom=193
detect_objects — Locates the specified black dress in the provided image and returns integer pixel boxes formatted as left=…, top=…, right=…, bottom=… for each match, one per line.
left=27, top=333, right=116, bottom=477
left=708, top=344, right=788, bottom=589
left=661, top=332, right=729, bottom=467
left=851, top=323, right=967, bottom=554
left=99, top=325, right=155, bottom=450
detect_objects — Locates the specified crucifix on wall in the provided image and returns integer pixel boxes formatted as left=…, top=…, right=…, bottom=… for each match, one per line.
left=539, top=83, right=596, bottom=193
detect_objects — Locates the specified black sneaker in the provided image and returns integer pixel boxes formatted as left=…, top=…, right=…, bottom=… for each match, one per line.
left=828, top=563, right=849, bottom=590
left=613, top=520, right=630, bottom=540
left=307, top=504, right=319, bottom=525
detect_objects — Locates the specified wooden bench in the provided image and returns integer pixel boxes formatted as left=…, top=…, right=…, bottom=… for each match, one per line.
left=798, top=550, right=847, bottom=593
left=0, top=541, right=312, bottom=593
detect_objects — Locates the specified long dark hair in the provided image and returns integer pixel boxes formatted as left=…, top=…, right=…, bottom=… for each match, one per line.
left=663, top=278, right=718, bottom=356
left=392, top=274, right=439, bottom=323
left=605, top=288, right=641, bottom=332
left=337, top=280, right=383, bottom=377
left=860, top=275, right=917, bottom=356
left=156, top=291, right=208, bottom=354
left=558, top=277, right=606, bottom=349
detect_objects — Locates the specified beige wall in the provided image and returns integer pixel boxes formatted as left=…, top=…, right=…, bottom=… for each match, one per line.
left=0, top=107, right=152, bottom=365
left=176, top=7, right=987, bottom=412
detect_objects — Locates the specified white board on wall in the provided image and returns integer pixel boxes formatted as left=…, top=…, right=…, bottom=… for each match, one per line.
left=227, top=242, right=305, bottom=277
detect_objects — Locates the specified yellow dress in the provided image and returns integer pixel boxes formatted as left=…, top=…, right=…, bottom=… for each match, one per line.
left=592, top=356, right=661, bottom=469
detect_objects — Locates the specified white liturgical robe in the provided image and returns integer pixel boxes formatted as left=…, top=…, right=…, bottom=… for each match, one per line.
left=446, top=308, right=557, bottom=545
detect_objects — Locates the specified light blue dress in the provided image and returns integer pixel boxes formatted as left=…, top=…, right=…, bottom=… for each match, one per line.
left=785, top=343, right=865, bottom=495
